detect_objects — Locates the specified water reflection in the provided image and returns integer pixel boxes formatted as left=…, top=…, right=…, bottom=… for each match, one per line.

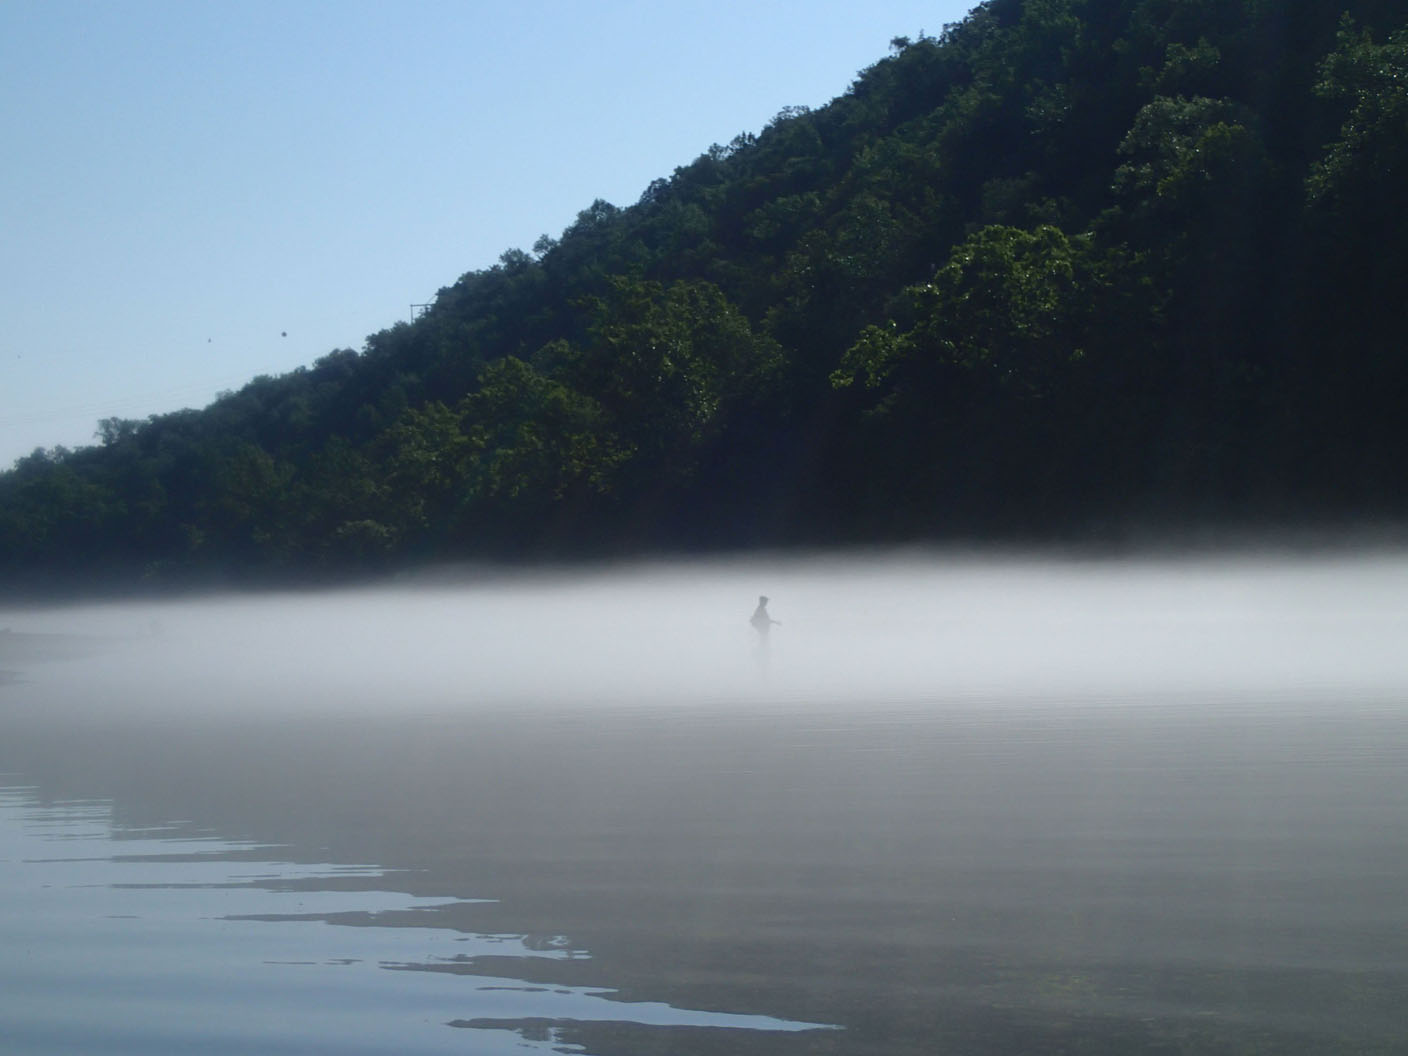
left=0, top=781, right=835, bottom=1055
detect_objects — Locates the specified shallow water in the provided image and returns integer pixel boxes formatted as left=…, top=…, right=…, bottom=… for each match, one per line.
left=2, top=552, right=1407, bottom=1054
left=0, top=780, right=833, bottom=1054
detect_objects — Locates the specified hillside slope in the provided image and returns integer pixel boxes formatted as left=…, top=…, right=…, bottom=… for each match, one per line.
left=3, top=0, right=1406, bottom=589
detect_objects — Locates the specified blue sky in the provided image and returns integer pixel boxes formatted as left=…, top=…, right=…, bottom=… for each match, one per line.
left=1, top=0, right=977, bottom=469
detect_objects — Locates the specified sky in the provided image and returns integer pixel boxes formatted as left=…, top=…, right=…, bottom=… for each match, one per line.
left=0, top=0, right=978, bottom=470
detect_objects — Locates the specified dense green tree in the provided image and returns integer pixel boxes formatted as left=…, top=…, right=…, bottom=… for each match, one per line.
left=1307, top=18, right=1408, bottom=287
left=559, top=278, right=783, bottom=491
left=831, top=224, right=1161, bottom=530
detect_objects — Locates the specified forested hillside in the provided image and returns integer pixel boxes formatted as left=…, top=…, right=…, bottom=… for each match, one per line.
left=4, top=0, right=1407, bottom=589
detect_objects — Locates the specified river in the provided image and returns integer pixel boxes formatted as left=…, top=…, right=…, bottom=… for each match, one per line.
left=2, top=552, right=1406, bottom=1054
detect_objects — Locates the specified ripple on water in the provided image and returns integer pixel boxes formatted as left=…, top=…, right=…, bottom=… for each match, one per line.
left=0, top=782, right=837, bottom=1055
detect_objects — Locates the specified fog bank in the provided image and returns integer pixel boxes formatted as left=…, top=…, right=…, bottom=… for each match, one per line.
left=4, top=550, right=1406, bottom=716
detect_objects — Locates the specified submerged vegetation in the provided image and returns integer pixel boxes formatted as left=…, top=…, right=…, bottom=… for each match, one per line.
left=3, top=0, right=1407, bottom=588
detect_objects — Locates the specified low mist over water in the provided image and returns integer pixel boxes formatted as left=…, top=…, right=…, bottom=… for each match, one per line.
left=6, top=549, right=1408, bottom=714
left=3, top=549, right=1407, bottom=1055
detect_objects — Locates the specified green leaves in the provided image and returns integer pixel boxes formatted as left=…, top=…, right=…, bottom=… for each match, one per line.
left=1113, top=95, right=1264, bottom=206
left=1307, top=18, right=1408, bottom=211
left=464, top=357, right=627, bottom=505
left=566, top=277, right=782, bottom=481
left=834, top=225, right=1103, bottom=403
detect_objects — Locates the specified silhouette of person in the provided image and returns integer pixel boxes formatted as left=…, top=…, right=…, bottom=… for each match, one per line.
left=750, top=595, right=780, bottom=640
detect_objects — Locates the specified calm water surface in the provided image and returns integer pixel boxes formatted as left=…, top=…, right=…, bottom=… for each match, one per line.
left=0, top=770, right=831, bottom=1054
left=2, top=554, right=1407, bottom=1054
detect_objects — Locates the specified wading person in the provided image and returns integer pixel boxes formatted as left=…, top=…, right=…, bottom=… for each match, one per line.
left=750, top=595, right=780, bottom=641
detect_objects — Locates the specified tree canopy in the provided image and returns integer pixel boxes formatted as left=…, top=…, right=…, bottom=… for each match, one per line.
left=5, top=0, right=1407, bottom=591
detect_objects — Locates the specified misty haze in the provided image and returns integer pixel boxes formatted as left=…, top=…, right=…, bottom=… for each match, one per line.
left=2, top=550, right=1407, bottom=1054
left=10, top=550, right=1408, bottom=712
left=7, top=0, right=1408, bottom=1050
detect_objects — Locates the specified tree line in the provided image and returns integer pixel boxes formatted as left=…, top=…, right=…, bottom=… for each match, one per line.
left=3, top=0, right=1406, bottom=591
